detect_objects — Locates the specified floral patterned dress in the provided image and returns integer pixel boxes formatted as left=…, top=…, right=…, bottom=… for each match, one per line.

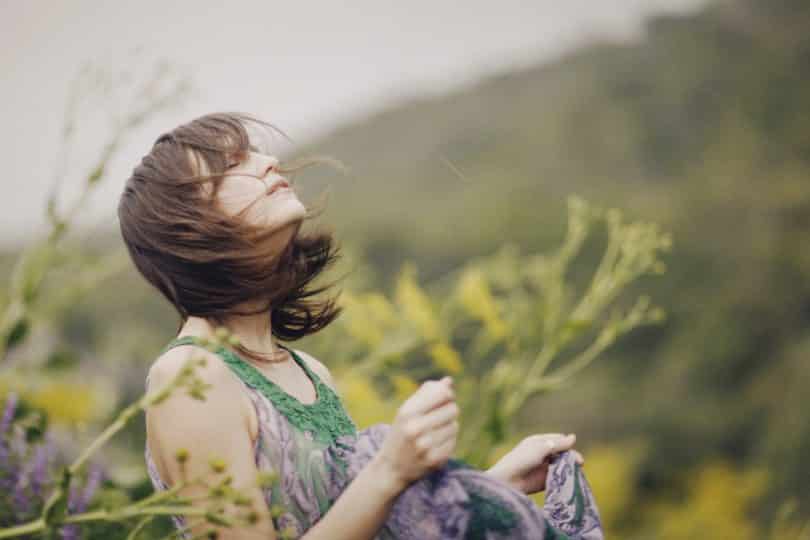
left=145, top=337, right=603, bottom=539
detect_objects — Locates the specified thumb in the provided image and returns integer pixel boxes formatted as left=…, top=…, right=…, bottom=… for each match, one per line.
left=545, top=434, right=576, bottom=455
left=560, top=433, right=576, bottom=450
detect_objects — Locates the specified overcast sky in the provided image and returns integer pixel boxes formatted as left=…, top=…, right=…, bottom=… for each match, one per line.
left=1, top=0, right=707, bottom=248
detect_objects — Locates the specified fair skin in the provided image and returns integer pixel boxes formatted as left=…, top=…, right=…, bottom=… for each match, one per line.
left=146, top=145, right=584, bottom=539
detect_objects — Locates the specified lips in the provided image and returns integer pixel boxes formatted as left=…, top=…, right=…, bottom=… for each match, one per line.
left=266, top=178, right=291, bottom=196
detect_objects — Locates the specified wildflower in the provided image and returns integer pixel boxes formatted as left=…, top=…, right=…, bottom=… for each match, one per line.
left=209, top=457, right=227, bottom=474
left=270, top=504, right=285, bottom=518
left=175, top=448, right=190, bottom=464
left=396, top=263, right=440, bottom=341
left=60, top=462, right=105, bottom=540
left=429, top=342, right=464, bottom=375
left=214, top=327, right=230, bottom=342
left=30, top=437, right=55, bottom=498
left=257, top=471, right=279, bottom=489
left=0, top=393, right=19, bottom=474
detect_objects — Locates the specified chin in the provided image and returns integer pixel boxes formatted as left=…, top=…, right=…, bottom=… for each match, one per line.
left=265, top=197, right=307, bottom=230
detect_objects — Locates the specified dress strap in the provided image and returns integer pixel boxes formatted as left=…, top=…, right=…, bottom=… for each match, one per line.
left=160, top=335, right=200, bottom=355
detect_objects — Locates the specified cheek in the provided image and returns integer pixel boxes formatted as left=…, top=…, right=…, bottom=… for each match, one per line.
left=217, top=178, right=266, bottom=217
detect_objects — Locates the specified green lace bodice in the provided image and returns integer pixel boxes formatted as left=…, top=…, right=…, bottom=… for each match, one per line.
left=161, top=336, right=357, bottom=445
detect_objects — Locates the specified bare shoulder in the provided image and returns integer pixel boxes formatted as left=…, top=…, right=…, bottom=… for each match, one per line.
left=147, top=344, right=240, bottom=393
left=145, top=343, right=259, bottom=492
left=291, top=348, right=337, bottom=392
left=146, top=343, right=256, bottom=445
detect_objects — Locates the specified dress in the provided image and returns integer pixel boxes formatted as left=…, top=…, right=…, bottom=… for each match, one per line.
left=145, top=337, right=603, bottom=539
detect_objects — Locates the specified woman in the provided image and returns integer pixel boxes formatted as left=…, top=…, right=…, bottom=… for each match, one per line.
left=118, top=112, right=603, bottom=539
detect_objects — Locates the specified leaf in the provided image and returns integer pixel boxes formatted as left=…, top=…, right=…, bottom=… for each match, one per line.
left=44, top=349, right=80, bottom=372
left=4, top=316, right=30, bottom=350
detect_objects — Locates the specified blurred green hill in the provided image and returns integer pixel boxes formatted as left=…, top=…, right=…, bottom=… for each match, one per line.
left=293, top=0, right=810, bottom=526
left=4, top=0, right=808, bottom=534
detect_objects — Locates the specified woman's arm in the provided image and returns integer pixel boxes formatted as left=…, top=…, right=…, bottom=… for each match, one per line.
left=148, top=346, right=413, bottom=540
left=294, top=348, right=462, bottom=540
left=301, top=454, right=404, bottom=539
left=147, top=346, right=277, bottom=539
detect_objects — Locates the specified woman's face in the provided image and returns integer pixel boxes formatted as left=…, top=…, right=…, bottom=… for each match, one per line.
left=201, top=146, right=307, bottom=232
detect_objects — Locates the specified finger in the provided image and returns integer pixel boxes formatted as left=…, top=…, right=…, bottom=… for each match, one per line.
left=542, top=434, right=576, bottom=456
left=403, top=378, right=455, bottom=416
left=426, top=432, right=457, bottom=467
left=527, top=433, right=565, bottom=445
left=416, top=419, right=458, bottom=451
left=559, top=433, right=576, bottom=451
left=412, top=400, right=459, bottom=433
left=572, top=450, right=585, bottom=466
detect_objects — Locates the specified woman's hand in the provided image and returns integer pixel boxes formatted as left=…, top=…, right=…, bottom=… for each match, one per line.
left=487, top=433, right=585, bottom=495
left=373, top=376, right=460, bottom=493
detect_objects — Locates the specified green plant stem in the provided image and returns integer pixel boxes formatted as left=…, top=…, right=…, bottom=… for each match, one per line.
left=125, top=516, right=154, bottom=540
left=130, top=479, right=189, bottom=510
left=63, top=505, right=209, bottom=524
left=69, top=398, right=145, bottom=476
left=0, top=519, right=46, bottom=539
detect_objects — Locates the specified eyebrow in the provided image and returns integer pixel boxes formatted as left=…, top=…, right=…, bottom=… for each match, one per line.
left=229, top=144, right=260, bottom=163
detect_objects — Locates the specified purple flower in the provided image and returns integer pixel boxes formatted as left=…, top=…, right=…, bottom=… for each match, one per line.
left=30, top=436, right=54, bottom=498
left=12, top=472, right=31, bottom=519
left=1, top=427, right=28, bottom=504
left=61, top=461, right=106, bottom=540
left=0, top=393, right=17, bottom=436
left=0, top=393, right=18, bottom=470
left=77, top=462, right=104, bottom=512
left=0, top=394, right=108, bottom=533
left=60, top=522, right=79, bottom=540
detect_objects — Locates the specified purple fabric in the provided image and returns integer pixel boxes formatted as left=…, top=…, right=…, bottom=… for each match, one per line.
left=324, top=423, right=603, bottom=539
left=145, top=356, right=603, bottom=539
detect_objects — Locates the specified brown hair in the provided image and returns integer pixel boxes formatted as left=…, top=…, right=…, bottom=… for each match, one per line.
left=117, top=112, right=345, bottom=363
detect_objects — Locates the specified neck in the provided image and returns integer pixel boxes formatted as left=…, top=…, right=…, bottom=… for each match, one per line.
left=180, top=301, right=284, bottom=359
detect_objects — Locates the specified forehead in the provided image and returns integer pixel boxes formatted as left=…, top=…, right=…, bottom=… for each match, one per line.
left=183, top=139, right=259, bottom=175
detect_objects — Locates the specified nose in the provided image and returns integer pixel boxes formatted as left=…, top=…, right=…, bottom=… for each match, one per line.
left=262, top=155, right=280, bottom=177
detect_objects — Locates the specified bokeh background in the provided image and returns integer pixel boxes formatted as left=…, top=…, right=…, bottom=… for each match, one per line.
left=1, top=0, right=808, bottom=538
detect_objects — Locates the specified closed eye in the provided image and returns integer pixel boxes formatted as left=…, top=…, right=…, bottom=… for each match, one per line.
left=227, top=144, right=262, bottom=169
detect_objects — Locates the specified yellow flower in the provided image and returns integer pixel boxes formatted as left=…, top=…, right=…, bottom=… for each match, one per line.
left=0, top=378, right=100, bottom=425
left=390, top=374, right=419, bottom=402
left=341, top=374, right=396, bottom=428
left=581, top=442, right=645, bottom=531
left=652, top=461, right=768, bottom=540
left=340, top=290, right=385, bottom=347
left=429, top=341, right=463, bottom=374
left=395, top=262, right=440, bottom=340
left=456, top=267, right=508, bottom=339
left=365, top=292, right=398, bottom=328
